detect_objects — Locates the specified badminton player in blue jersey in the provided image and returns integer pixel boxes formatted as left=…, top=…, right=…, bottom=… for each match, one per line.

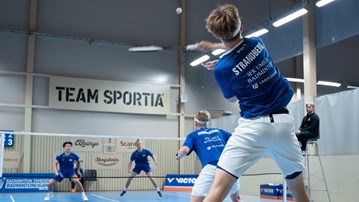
left=120, top=139, right=162, bottom=197
left=44, top=141, right=88, bottom=201
left=193, top=4, right=309, bottom=202
left=176, top=110, right=240, bottom=202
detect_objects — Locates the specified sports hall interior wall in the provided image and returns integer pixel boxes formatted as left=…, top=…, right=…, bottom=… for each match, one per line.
left=0, top=0, right=359, bottom=201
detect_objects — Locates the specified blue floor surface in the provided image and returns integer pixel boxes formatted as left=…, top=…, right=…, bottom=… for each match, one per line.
left=0, top=191, right=281, bottom=202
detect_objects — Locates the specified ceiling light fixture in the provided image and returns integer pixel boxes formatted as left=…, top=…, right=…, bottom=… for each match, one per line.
left=347, top=85, right=359, bottom=89
left=317, top=81, right=341, bottom=87
left=212, top=49, right=226, bottom=56
left=190, top=55, right=210, bottom=67
left=287, top=78, right=342, bottom=88
left=272, top=8, right=308, bottom=27
left=286, top=77, right=304, bottom=83
left=245, top=28, right=269, bottom=38
left=128, top=46, right=163, bottom=52
left=316, top=0, right=335, bottom=7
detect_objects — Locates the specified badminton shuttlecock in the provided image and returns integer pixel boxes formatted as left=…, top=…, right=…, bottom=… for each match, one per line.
left=176, top=7, right=182, bottom=14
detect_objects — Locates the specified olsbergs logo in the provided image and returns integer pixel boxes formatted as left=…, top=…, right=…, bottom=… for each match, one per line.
left=94, top=157, right=119, bottom=166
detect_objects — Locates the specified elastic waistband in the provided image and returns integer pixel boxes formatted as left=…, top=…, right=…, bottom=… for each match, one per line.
left=270, top=108, right=289, bottom=115
left=269, top=108, right=289, bottom=122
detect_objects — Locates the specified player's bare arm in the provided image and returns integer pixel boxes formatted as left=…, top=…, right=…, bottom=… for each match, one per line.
left=53, top=160, right=59, bottom=175
left=176, top=146, right=190, bottom=160
left=127, top=161, right=133, bottom=173
left=196, top=41, right=225, bottom=51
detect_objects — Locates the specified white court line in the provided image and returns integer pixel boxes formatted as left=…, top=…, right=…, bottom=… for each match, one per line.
left=9, top=195, right=15, bottom=202
left=91, top=194, right=120, bottom=202
left=163, top=192, right=191, bottom=199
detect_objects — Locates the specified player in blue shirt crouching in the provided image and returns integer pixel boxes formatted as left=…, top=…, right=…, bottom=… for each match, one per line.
left=44, top=141, right=88, bottom=201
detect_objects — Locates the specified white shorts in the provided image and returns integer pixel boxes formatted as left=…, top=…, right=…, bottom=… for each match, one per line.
left=192, top=164, right=240, bottom=197
left=217, top=113, right=304, bottom=178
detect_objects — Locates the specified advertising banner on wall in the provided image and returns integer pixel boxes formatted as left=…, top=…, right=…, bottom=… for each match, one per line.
left=117, top=139, right=145, bottom=152
left=163, top=174, right=198, bottom=191
left=71, top=138, right=148, bottom=153
left=91, top=154, right=121, bottom=170
left=70, top=137, right=103, bottom=152
left=3, top=151, right=21, bottom=169
left=0, top=174, right=52, bottom=193
left=49, top=76, right=171, bottom=115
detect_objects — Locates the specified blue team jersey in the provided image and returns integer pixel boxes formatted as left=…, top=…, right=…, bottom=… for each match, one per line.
left=130, top=148, right=153, bottom=167
left=183, top=127, right=231, bottom=168
left=214, top=37, right=294, bottom=118
left=56, top=152, right=79, bottom=176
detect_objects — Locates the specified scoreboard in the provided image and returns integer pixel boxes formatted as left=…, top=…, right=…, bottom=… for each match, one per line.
left=4, top=133, right=14, bottom=147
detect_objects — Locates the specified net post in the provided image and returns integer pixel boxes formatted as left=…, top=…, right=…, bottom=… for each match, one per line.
left=283, top=178, right=287, bottom=201
left=0, top=131, right=5, bottom=177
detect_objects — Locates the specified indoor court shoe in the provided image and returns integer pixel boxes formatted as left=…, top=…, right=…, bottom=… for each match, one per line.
left=44, top=193, right=52, bottom=201
left=157, top=191, right=163, bottom=197
left=82, top=194, right=89, bottom=201
left=120, top=190, right=127, bottom=197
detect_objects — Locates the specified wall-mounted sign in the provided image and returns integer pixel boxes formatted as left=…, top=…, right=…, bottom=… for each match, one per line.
left=49, top=76, right=171, bottom=115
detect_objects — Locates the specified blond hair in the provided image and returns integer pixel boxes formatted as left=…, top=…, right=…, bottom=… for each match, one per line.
left=194, top=110, right=211, bottom=125
left=205, top=4, right=241, bottom=41
left=306, top=102, right=314, bottom=107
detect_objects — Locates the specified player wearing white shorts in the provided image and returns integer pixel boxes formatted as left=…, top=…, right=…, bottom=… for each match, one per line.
left=176, top=110, right=240, bottom=202
left=193, top=4, right=309, bottom=202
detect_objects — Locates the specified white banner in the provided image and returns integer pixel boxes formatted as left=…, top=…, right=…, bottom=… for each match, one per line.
left=49, top=76, right=171, bottom=115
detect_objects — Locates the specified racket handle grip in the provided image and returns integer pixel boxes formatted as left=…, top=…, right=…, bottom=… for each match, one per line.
left=186, top=44, right=198, bottom=51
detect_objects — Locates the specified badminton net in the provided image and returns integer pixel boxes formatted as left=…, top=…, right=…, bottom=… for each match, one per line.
left=0, top=131, right=197, bottom=192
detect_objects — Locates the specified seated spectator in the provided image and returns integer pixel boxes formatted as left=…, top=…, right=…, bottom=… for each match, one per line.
left=295, top=102, right=320, bottom=152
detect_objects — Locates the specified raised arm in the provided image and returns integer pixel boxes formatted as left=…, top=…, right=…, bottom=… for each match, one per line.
left=196, top=41, right=226, bottom=52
